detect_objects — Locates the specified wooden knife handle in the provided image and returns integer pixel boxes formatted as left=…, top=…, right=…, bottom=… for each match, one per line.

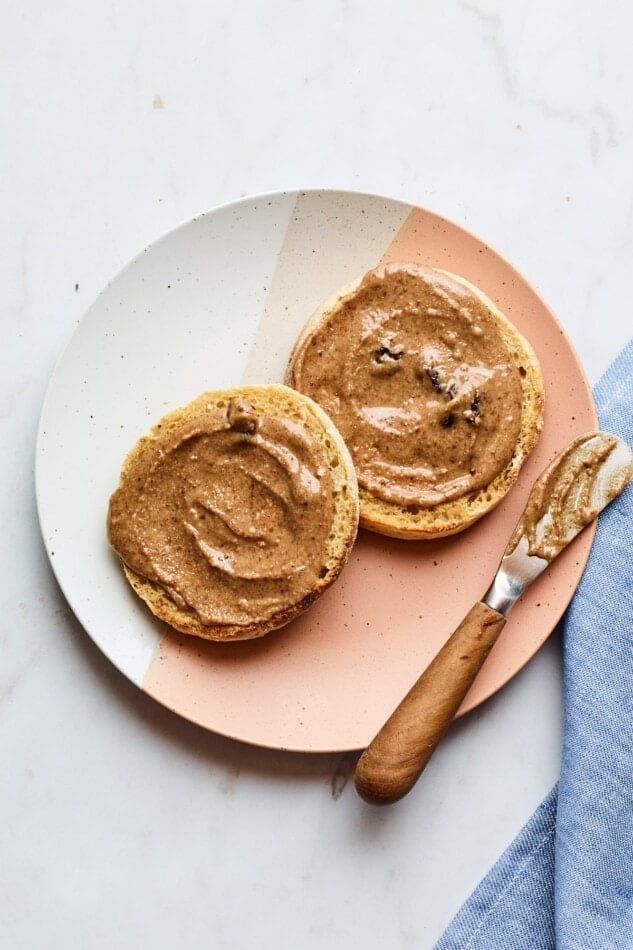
left=354, top=601, right=506, bottom=805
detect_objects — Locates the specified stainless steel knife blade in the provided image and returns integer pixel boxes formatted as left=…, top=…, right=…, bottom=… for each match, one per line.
left=484, top=432, right=633, bottom=615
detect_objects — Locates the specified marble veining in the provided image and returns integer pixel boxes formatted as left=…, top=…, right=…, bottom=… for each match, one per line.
left=463, top=0, right=620, bottom=168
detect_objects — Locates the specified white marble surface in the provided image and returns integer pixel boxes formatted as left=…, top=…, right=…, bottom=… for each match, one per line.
left=3, top=2, right=632, bottom=947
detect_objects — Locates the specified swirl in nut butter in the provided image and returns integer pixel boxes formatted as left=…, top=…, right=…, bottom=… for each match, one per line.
left=290, top=264, right=524, bottom=509
left=107, top=399, right=334, bottom=626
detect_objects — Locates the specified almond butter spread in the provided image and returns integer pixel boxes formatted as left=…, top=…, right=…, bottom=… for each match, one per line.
left=290, top=264, right=524, bottom=509
left=509, top=432, right=632, bottom=562
left=107, top=399, right=335, bottom=627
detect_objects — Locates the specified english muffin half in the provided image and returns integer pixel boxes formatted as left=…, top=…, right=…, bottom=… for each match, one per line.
left=107, top=384, right=359, bottom=640
left=286, top=263, right=544, bottom=539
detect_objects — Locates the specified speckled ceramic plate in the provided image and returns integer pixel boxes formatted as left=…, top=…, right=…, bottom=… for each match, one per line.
left=36, top=189, right=597, bottom=752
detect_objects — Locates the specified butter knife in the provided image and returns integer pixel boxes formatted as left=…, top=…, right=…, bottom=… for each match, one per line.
left=355, top=431, right=633, bottom=805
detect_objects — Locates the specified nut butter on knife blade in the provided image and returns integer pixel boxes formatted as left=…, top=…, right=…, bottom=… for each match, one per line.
left=355, top=432, right=633, bottom=805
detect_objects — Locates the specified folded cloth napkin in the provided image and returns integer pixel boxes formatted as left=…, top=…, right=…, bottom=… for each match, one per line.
left=436, top=339, right=633, bottom=950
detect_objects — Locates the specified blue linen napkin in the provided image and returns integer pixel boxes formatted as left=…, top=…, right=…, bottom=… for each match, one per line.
left=436, top=339, right=633, bottom=950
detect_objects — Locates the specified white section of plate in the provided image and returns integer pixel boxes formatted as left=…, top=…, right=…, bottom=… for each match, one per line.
left=36, top=193, right=296, bottom=685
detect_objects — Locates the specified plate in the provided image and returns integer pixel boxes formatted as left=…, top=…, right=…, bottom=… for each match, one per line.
left=36, top=189, right=597, bottom=752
